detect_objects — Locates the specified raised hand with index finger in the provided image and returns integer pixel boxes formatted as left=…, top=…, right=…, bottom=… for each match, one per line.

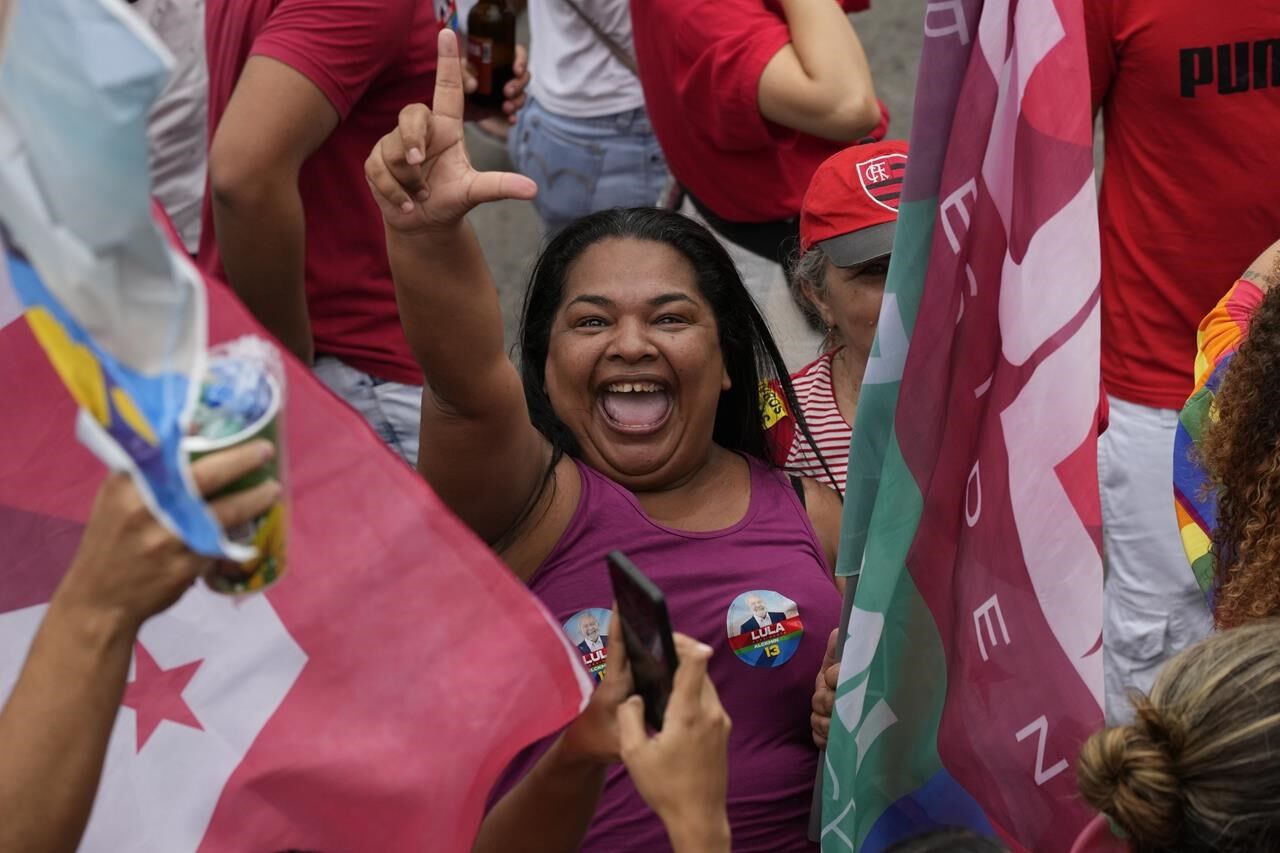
left=364, top=28, right=536, bottom=234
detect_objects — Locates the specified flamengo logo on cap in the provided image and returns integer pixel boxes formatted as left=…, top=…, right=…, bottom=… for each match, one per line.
left=858, top=153, right=908, bottom=213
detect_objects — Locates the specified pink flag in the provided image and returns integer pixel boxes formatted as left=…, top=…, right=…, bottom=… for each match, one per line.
left=0, top=272, right=590, bottom=852
left=821, top=0, right=1113, bottom=849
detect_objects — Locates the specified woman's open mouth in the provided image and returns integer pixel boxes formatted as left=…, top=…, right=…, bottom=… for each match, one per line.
left=598, top=380, right=673, bottom=434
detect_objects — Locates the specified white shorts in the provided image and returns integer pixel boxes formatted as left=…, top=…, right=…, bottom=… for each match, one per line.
left=1099, top=396, right=1212, bottom=723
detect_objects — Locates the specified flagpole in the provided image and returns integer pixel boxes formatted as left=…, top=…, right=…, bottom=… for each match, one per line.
left=808, top=570, right=860, bottom=843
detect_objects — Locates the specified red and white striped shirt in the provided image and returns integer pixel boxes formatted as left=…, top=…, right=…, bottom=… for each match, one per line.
left=781, top=349, right=852, bottom=492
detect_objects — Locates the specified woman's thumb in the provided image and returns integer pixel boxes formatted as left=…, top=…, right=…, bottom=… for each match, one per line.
left=617, top=695, right=647, bottom=755
left=468, top=171, right=538, bottom=206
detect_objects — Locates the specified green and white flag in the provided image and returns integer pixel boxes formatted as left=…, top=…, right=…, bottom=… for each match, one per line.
left=820, top=1, right=1109, bottom=849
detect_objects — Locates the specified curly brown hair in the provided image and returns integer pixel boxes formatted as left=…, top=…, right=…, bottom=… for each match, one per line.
left=1200, top=278, right=1280, bottom=629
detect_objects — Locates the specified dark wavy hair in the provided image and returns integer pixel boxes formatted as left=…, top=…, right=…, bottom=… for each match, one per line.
left=1201, top=282, right=1280, bottom=629
left=516, top=207, right=831, bottom=486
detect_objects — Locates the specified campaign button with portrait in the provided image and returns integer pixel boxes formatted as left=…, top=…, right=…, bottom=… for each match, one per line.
left=726, top=590, right=804, bottom=668
left=564, top=608, right=612, bottom=683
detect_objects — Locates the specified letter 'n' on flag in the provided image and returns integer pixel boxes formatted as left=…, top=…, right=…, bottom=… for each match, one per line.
left=820, top=0, right=1116, bottom=850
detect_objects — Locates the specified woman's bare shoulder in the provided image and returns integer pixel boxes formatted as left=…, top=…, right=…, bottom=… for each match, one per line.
left=801, top=477, right=842, bottom=574
left=498, top=455, right=584, bottom=583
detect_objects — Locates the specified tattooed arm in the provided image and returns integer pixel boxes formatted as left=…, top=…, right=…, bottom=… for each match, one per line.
left=1240, top=239, right=1280, bottom=292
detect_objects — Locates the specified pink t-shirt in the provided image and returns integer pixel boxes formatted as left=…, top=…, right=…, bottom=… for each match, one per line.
left=200, top=0, right=437, bottom=385
left=491, top=455, right=840, bottom=851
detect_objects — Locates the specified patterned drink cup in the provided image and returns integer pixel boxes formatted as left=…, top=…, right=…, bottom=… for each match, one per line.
left=184, top=357, right=286, bottom=594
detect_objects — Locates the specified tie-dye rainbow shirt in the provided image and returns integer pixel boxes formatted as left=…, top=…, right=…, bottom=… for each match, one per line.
left=1173, top=279, right=1266, bottom=605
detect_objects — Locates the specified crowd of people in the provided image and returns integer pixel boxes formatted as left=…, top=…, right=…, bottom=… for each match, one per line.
left=3, top=0, right=1280, bottom=851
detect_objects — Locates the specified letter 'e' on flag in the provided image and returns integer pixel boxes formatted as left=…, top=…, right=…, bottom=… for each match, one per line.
left=820, top=1, right=1120, bottom=851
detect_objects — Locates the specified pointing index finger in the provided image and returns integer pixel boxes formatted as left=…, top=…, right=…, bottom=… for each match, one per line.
left=433, top=28, right=466, bottom=123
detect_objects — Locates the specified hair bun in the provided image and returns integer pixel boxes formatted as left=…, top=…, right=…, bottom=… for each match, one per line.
left=1078, top=703, right=1184, bottom=847
left=1132, top=698, right=1188, bottom=756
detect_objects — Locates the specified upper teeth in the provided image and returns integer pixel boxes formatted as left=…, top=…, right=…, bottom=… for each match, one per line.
left=607, top=382, right=662, bottom=393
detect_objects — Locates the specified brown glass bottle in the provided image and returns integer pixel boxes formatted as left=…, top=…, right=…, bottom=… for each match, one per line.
left=465, top=0, right=516, bottom=110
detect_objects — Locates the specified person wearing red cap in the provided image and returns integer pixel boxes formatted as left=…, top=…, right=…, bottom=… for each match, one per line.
left=765, top=140, right=906, bottom=492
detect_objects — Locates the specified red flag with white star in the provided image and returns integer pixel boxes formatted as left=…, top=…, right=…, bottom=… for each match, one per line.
left=0, top=265, right=590, bottom=852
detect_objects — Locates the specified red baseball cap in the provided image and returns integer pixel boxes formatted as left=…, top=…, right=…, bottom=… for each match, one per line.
left=799, top=139, right=908, bottom=267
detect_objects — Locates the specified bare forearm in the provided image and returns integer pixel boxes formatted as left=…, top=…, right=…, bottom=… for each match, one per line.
left=666, top=814, right=731, bottom=853
left=1241, top=238, right=1280, bottom=292
left=782, top=0, right=870, bottom=79
left=472, top=736, right=607, bottom=853
left=0, top=595, right=135, bottom=853
left=211, top=178, right=313, bottom=363
left=387, top=221, right=510, bottom=414
left=762, top=0, right=878, bottom=140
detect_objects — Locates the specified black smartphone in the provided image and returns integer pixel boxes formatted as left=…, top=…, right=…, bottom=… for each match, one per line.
left=606, top=550, right=679, bottom=731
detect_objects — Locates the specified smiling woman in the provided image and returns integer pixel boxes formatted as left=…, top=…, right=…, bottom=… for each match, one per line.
left=520, top=210, right=793, bottom=496
left=365, top=30, right=844, bottom=853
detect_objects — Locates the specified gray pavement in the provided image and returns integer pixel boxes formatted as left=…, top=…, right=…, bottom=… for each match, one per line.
left=465, top=3, right=928, bottom=346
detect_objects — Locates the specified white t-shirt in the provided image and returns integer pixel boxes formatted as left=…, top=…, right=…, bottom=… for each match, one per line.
left=526, top=0, right=646, bottom=118
left=131, top=0, right=208, bottom=254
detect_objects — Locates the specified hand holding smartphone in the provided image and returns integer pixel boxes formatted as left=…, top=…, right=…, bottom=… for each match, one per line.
left=607, top=550, right=679, bottom=730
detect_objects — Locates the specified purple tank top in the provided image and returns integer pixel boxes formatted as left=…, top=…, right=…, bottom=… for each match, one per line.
left=492, top=454, right=840, bottom=852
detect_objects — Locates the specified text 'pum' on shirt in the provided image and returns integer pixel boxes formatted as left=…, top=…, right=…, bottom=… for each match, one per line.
left=1180, top=38, right=1280, bottom=97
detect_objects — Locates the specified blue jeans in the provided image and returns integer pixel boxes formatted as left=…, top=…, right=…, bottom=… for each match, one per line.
left=312, top=356, right=422, bottom=467
left=509, top=96, right=669, bottom=236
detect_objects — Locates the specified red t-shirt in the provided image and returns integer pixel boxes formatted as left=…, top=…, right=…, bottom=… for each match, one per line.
left=630, top=0, right=887, bottom=224
left=1086, top=0, right=1280, bottom=409
left=199, top=0, right=438, bottom=385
